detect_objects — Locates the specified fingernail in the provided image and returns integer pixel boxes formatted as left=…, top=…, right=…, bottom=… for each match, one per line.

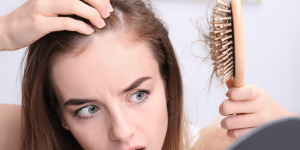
left=88, top=26, right=94, bottom=33
left=233, top=130, right=239, bottom=138
left=226, top=90, right=229, bottom=97
left=109, top=4, right=114, bottom=12
left=99, top=19, right=106, bottom=28
left=106, top=9, right=110, bottom=18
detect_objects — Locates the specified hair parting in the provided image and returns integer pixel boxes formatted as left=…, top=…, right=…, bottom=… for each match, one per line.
left=21, top=0, right=186, bottom=149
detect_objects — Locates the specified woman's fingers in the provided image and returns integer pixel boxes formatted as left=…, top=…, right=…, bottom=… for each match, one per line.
left=227, top=128, right=253, bottom=139
left=1, top=0, right=113, bottom=51
left=221, top=113, right=268, bottom=130
left=221, top=84, right=300, bottom=139
left=227, top=84, right=264, bottom=101
left=226, top=77, right=234, bottom=89
left=41, top=17, right=94, bottom=35
left=219, top=99, right=259, bottom=116
left=85, top=0, right=113, bottom=18
left=37, top=0, right=106, bottom=28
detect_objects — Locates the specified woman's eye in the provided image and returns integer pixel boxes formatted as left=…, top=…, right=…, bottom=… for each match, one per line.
left=129, top=91, right=148, bottom=103
left=78, top=105, right=99, bottom=117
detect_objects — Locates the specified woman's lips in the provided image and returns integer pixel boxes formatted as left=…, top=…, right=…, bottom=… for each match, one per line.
left=126, top=146, right=146, bottom=150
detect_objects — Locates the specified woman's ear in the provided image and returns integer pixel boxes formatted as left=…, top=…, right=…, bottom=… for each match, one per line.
left=58, top=114, right=69, bottom=130
left=56, top=109, right=69, bottom=130
left=165, top=89, right=169, bottom=104
left=50, top=100, right=69, bottom=130
left=163, top=80, right=169, bottom=104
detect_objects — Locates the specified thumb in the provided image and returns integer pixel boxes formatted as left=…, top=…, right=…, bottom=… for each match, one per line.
left=226, top=77, right=235, bottom=89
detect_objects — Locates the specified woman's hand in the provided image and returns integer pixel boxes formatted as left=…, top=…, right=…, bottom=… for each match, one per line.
left=219, top=78, right=299, bottom=139
left=0, top=0, right=113, bottom=51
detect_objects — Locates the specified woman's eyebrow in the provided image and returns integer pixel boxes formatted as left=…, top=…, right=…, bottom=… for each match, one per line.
left=64, top=77, right=152, bottom=106
left=120, top=77, right=152, bottom=95
left=64, top=99, right=97, bottom=106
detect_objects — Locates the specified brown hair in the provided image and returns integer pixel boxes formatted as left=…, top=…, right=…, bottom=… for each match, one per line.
left=21, top=0, right=186, bottom=149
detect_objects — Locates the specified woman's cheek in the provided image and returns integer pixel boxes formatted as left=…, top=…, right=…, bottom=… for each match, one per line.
left=68, top=115, right=109, bottom=149
left=146, top=88, right=168, bottom=148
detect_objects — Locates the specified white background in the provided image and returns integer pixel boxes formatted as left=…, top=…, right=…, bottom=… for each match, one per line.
left=1, top=0, right=300, bottom=127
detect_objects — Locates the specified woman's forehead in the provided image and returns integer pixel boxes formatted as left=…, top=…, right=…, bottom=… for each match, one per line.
left=51, top=38, right=160, bottom=98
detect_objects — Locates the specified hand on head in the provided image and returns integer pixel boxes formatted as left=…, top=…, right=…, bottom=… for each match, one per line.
left=0, top=0, right=113, bottom=51
left=219, top=78, right=298, bottom=139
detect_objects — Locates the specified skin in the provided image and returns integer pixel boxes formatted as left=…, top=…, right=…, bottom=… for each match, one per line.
left=51, top=36, right=169, bottom=150
left=0, top=0, right=299, bottom=149
left=221, top=78, right=299, bottom=139
left=204, top=128, right=235, bottom=150
left=0, top=103, right=233, bottom=150
left=0, top=0, right=112, bottom=51
left=0, top=104, right=21, bottom=150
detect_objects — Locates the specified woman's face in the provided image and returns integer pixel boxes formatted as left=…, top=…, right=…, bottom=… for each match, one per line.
left=51, top=36, right=168, bottom=150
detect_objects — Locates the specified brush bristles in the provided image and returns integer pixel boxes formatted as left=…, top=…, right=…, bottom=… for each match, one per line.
left=210, top=0, right=234, bottom=84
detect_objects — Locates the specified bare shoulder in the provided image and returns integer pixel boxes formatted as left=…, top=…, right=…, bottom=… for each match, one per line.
left=192, top=125, right=236, bottom=150
left=0, top=103, right=21, bottom=150
left=204, top=127, right=235, bottom=150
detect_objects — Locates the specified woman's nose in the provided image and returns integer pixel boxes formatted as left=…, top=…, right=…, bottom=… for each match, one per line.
left=109, top=110, right=136, bottom=142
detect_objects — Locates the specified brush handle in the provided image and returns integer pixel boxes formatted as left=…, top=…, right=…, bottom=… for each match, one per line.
left=231, top=0, right=245, bottom=88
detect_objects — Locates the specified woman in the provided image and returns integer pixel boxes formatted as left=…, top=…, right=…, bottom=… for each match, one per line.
left=0, top=0, right=297, bottom=149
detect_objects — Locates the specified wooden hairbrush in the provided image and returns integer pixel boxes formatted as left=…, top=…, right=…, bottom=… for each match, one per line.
left=209, top=0, right=245, bottom=88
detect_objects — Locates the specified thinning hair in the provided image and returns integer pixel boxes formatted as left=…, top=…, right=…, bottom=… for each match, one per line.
left=21, top=0, right=186, bottom=149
